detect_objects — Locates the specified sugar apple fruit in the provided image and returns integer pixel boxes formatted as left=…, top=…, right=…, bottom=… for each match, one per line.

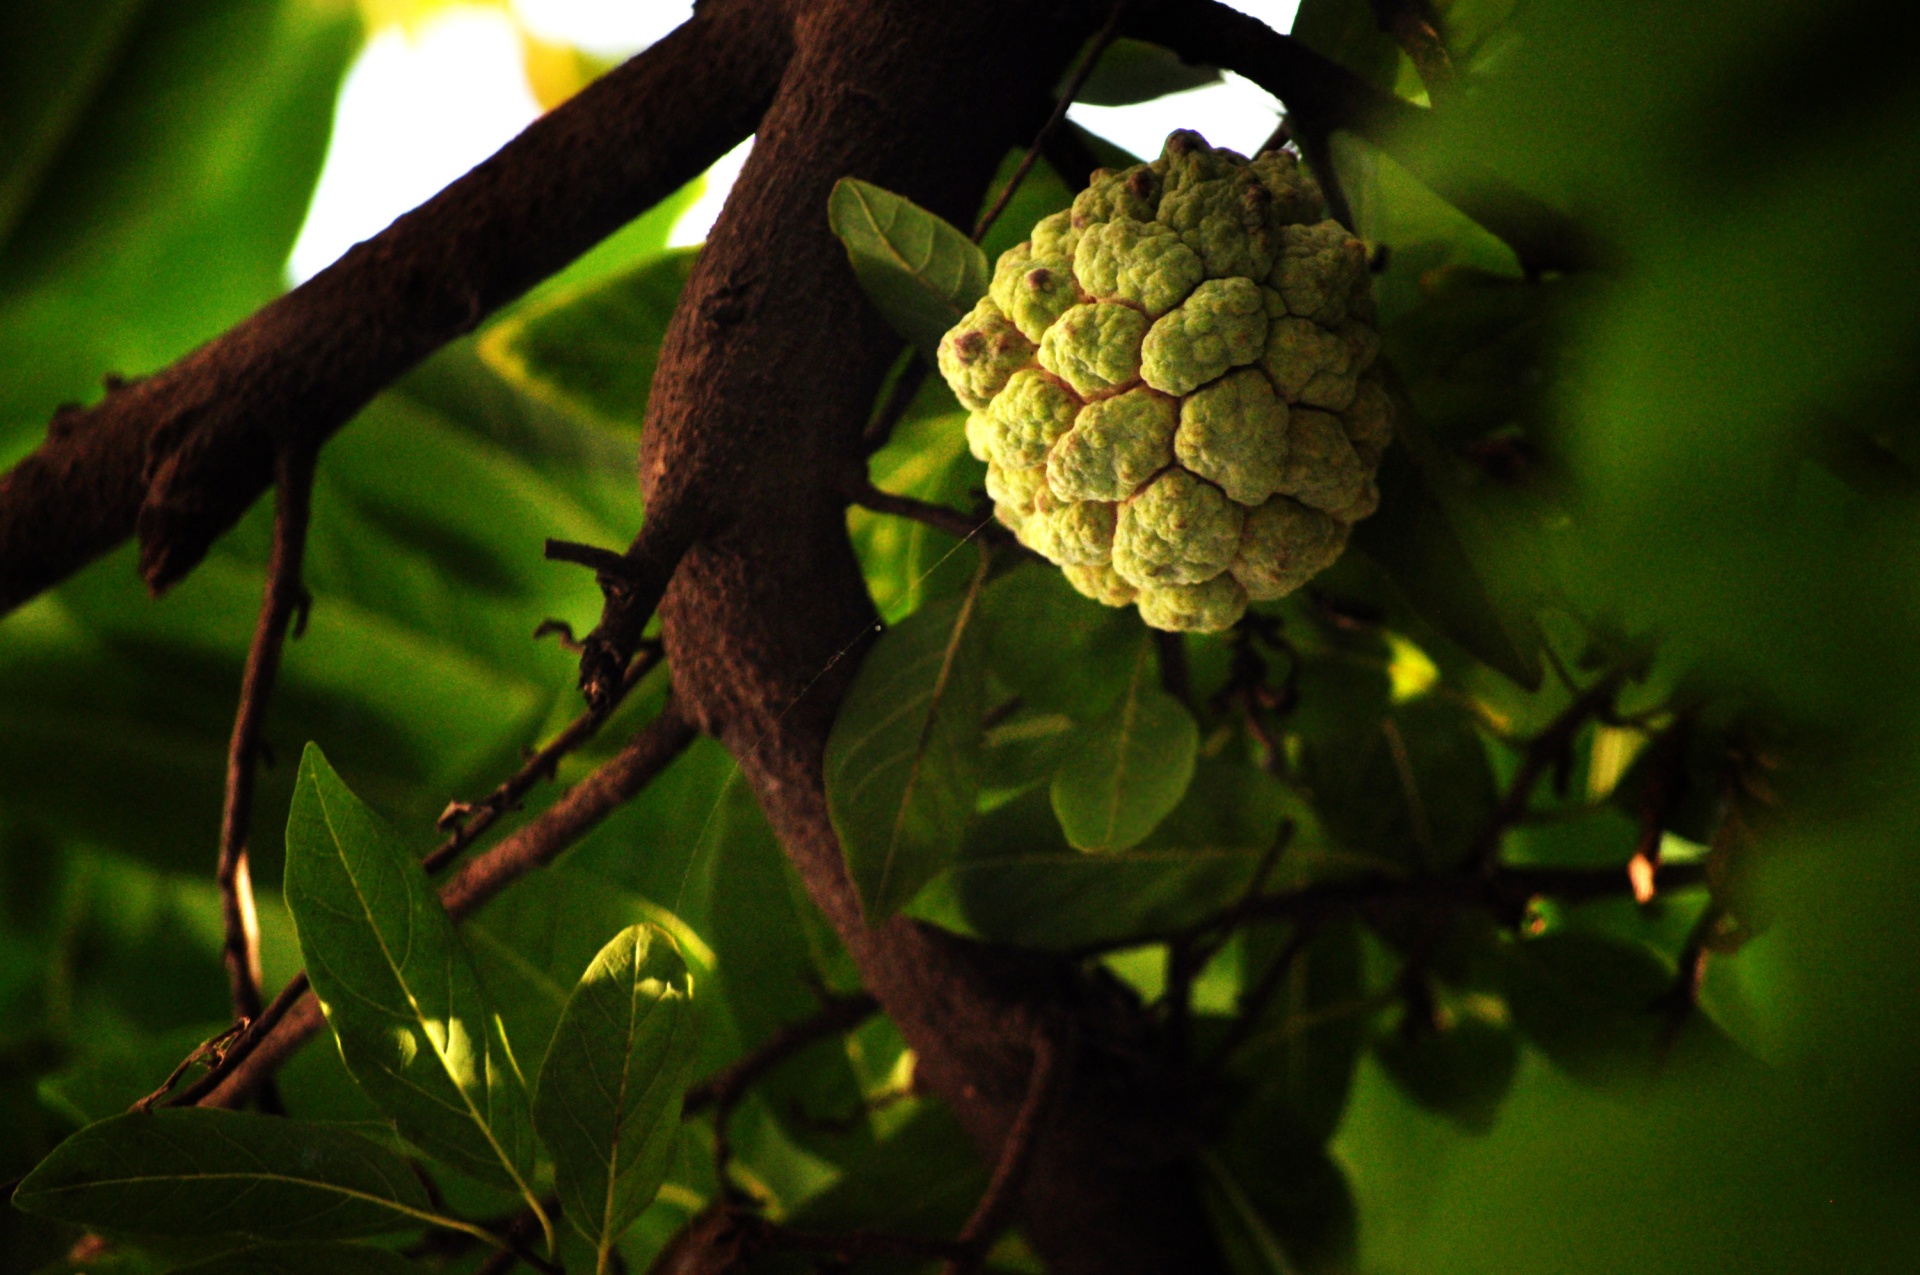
left=937, top=130, right=1392, bottom=633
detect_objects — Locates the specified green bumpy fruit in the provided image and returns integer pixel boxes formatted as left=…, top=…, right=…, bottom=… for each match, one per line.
left=937, top=130, right=1392, bottom=632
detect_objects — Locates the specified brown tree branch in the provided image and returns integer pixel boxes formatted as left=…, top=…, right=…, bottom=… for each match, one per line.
left=217, top=445, right=315, bottom=1027
left=0, top=0, right=790, bottom=615
left=1370, top=0, right=1458, bottom=106
left=181, top=700, right=697, bottom=1110
left=638, top=2, right=1227, bottom=1268
left=1127, top=0, right=1602, bottom=276
left=847, top=481, right=995, bottom=542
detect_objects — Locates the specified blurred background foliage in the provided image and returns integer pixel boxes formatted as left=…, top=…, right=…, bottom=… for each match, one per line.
left=1, top=0, right=1916, bottom=1270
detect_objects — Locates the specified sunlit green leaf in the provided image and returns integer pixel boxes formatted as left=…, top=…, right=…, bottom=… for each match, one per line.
left=13, top=1109, right=441, bottom=1239
left=1050, top=642, right=1198, bottom=851
left=827, top=585, right=988, bottom=922
left=827, top=177, right=988, bottom=360
left=535, top=924, right=698, bottom=1268
left=283, top=746, right=539, bottom=1197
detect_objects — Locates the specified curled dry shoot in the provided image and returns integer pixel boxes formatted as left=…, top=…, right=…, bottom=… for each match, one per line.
left=2, top=2, right=1916, bottom=1274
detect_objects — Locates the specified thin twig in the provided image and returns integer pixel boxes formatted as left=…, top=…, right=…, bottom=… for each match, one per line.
left=1467, top=669, right=1626, bottom=870
left=1203, top=920, right=1318, bottom=1070
left=972, top=0, right=1131, bottom=242
left=942, top=1025, right=1073, bottom=1275
left=684, top=992, right=879, bottom=1199
left=217, top=444, right=315, bottom=1026
left=846, top=480, right=994, bottom=542
left=425, top=639, right=664, bottom=873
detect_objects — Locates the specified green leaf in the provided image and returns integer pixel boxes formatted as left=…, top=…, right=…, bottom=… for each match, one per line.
left=1230, top=917, right=1369, bottom=1145
left=477, top=249, right=698, bottom=435
left=827, top=177, right=988, bottom=361
left=535, top=924, right=699, bottom=1270
left=167, top=1245, right=430, bottom=1275
left=1501, top=932, right=1673, bottom=1086
left=1349, top=443, right=1543, bottom=689
left=1050, top=642, right=1198, bottom=851
left=282, top=746, right=540, bottom=1200
left=1074, top=37, right=1221, bottom=106
left=827, top=584, right=989, bottom=922
left=781, top=1103, right=986, bottom=1239
left=1202, top=1141, right=1357, bottom=1275
left=12, top=1109, right=443, bottom=1240
left=0, top=0, right=360, bottom=454
left=939, top=843, right=1269, bottom=951
left=1298, top=696, right=1499, bottom=872
left=983, top=563, right=1143, bottom=719
left=1373, top=1014, right=1521, bottom=1133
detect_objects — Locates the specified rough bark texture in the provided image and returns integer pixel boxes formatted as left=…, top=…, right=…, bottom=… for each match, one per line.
left=0, top=0, right=786, bottom=611
left=643, top=2, right=1224, bottom=1269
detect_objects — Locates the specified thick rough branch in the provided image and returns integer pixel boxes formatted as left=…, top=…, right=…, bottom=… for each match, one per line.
left=641, top=1, right=1224, bottom=1269
left=1131, top=0, right=1602, bottom=275
left=190, top=701, right=696, bottom=1109
left=0, top=0, right=790, bottom=614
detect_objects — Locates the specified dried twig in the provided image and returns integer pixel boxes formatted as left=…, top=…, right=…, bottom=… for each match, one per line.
left=217, top=444, right=315, bottom=1029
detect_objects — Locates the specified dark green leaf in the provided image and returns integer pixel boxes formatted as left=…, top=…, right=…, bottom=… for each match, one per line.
left=1231, top=917, right=1369, bottom=1145
left=1202, top=1141, right=1357, bottom=1275
left=938, top=846, right=1267, bottom=951
left=283, top=746, right=539, bottom=1198
left=1073, top=38, right=1220, bottom=106
left=1349, top=443, right=1543, bottom=689
left=983, top=564, right=1143, bottom=719
left=1139, top=761, right=1290, bottom=851
left=706, top=778, right=875, bottom=1161
left=782, top=1103, right=985, bottom=1239
left=466, top=867, right=711, bottom=1080
left=167, top=1245, right=429, bottom=1275
left=535, top=924, right=698, bottom=1264
left=1373, top=1014, right=1520, bottom=1133
left=1299, top=697, right=1498, bottom=872
left=827, top=585, right=988, bottom=922
left=13, top=1109, right=441, bottom=1239
left=477, top=249, right=698, bottom=434
left=827, top=178, right=988, bottom=360
left=0, top=0, right=359, bottom=450
left=1501, top=931, right=1672, bottom=1085
left=1289, top=0, right=1403, bottom=88
left=1050, top=642, right=1198, bottom=851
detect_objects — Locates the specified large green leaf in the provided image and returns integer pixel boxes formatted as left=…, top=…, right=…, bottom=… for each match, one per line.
left=477, top=249, right=698, bottom=435
left=467, top=867, right=711, bottom=1080
left=1050, top=641, right=1198, bottom=851
left=983, top=563, right=1142, bottom=719
left=535, top=925, right=698, bottom=1271
left=12, top=1109, right=443, bottom=1240
left=1202, top=1141, right=1357, bottom=1275
left=1230, top=917, right=1370, bottom=1146
left=1373, top=1012, right=1521, bottom=1134
left=827, top=586, right=988, bottom=922
left=168, top=1245, right=429, bottom=1275
left=940, top=844, right=1268, bottom=951
left=827, top=178, right=988, bottom=361
left=0, top=0, right=360, bottom=456
left=282, top=746, right=539, bottom=1199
